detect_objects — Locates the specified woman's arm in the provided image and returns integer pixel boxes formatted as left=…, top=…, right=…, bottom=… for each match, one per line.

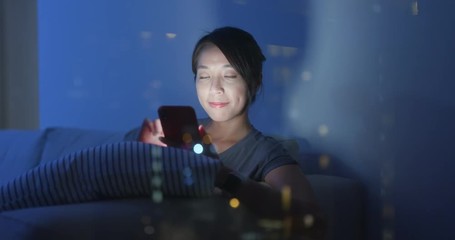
left=215, top=164, right=327, bottom=239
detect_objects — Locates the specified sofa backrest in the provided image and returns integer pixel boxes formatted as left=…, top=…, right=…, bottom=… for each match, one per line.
left=39, top=127, right=125, bottom=164
left=0, top=130, right=46, bottom=185
left=0, top=127, right=126, bottom=184
left=1, top=126, right=312, bottom=183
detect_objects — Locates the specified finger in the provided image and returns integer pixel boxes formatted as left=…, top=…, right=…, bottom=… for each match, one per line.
left=142, top=118, right=153, bottom=132
left=138, top=119, right=152, bottom=141
left=154, top=119, right=164, bottom=136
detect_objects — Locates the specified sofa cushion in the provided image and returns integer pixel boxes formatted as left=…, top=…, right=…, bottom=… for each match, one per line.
left=0, top=130, right=46, bottom=185
left=0, top=142, right=220, bottom=212
left=40, top=127, right=125, bottom=164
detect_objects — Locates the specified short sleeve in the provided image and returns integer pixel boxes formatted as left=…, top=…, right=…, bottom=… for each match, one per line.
left=256, top=140, right=298, bottom=181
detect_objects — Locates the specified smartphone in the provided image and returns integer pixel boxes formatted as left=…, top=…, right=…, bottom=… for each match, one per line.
left=158, top=105, right=218, bottom=158
left=158, top=105, right=201, bottom=149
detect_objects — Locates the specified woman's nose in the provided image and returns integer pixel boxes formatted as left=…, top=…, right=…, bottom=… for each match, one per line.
left=210, top=77, right=224, bottom=94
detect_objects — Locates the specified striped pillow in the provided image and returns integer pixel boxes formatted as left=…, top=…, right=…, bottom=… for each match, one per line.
left=0, top=141, right=220, bottom=211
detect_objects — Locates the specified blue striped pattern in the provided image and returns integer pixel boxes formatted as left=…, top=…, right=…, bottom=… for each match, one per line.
left=0, top=141, right=220, bottom=211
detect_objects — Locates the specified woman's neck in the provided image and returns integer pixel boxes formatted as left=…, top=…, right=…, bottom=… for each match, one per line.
left=205, top=115, right=252, bottom=153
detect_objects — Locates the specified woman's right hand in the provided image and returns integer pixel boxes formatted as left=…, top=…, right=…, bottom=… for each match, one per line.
left=138, top=118, right=167, bottom=147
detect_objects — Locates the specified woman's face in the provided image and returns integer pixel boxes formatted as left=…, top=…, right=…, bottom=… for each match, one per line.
left=195, top=44, right=249, bottom=123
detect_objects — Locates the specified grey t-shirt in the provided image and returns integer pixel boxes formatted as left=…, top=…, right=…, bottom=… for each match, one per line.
left=123, top=120, right=297, bottom=181
left=198, top=118, right=297, bottom=181
left=217, top=127, right=297, bottom=181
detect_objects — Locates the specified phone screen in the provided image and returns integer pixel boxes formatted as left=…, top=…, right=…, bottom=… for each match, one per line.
left=158, top=105, right=201, bottom=149
left=158, top=105, right=218, bottom=158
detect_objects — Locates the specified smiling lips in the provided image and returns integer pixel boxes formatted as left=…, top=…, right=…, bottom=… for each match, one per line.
left=209, top=102, right=228, bottom=108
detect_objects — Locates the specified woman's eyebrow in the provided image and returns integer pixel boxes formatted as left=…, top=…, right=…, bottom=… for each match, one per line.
left=197, top=65, right=209, bottom=70
left=197, top=64, right=233, bottom=70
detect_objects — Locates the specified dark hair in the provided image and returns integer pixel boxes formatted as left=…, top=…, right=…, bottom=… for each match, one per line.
left=192, top=26, right=266, bottom=104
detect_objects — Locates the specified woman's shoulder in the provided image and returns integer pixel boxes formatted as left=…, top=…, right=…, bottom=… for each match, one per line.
left=238, top=127, right=298, bottom=180
left=249, top=128, right=285, bottom=148
left=232, top=128, right=290, bottom=163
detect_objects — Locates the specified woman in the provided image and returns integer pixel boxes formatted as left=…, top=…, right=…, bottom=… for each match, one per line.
left=139, top=26, right=326, bottom=238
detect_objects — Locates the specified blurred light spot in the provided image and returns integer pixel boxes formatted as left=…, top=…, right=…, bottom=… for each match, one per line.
left=301, top=70, right=312, bottom=81
left=182, top=132, right=192, bottom=143
left=280, top=67, right=291, bottom=81
left=202, top=134, right=212, bottom=144
left=381, top=162, right=395, bottom=178
left=182, top=167, right=192, bottom=177
left=150, top=80, right=162, bottom=89
left=182, top=167, right=193, bottom=186
left=144, top=225, right=155, bottom=235
left=267, top=44, right=298, bottom=58
left=241, top=232, right=258, bottom=240
left=268, top=45, right=281, bottom=57
left=303, top=214, right=314, bottom=228
left=273, top=66, right=292, bottom=84
left=184, top=177, right=194, bottom=186
left=151, top=176, right=162, bottom=187
left=142, top=81, right=162, bottom=100
left=152, top=160, right=163, bottom=172
left=382, top=204, right=395, bottom=218
left=319, top=154, right=331, bottom=169
left=165, top=32, right=176, bottom=39
left=258, top=219, right=282, bottom=229
left=372, top=4, right=382, bottom=13
left=140, top=31, right=152, bottom=40
left=193, top=143, right=203, bottom=154
left=140, top=31, right=153, bottom=49
left=282, top=46, right=297, bottom=58
left=289, top=107, right=300, bottom=120
left=152, top=190, right=163, bottom=203
left=381, top=174, right=393, bottom=187
left=382, top=228, right=395, bottom=240
left=412, top=1, right=419, bottom=16
left=141, top=215, right=152, bottom=225
left=281, top=185, right=291, bottom=211
left=380, top=133, right=386, bottom=142
left=318, top=124, right=329, bottom=137
left=73, top=77, right=83, bottom=86
left=229, top=198, right=240, bottom=208
left=381, top=114, right=395, bottom=126
left=283, top=216, right=292, bottom=238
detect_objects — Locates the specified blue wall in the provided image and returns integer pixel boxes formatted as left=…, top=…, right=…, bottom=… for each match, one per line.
left=38, top=0, right=455, bottom=239
left=38, top=0, right=308, bottom=134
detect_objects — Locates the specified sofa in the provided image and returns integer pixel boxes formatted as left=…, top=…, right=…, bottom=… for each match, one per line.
left=0, top=127, right=364, bottom=240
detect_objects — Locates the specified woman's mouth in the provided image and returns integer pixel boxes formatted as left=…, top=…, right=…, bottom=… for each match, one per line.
left=209, top=102, right=228, bottom=108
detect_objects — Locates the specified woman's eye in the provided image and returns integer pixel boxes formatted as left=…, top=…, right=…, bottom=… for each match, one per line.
left=225, top=75, right=237, bottom=79
left=198, top=75, right=210, bottom=80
